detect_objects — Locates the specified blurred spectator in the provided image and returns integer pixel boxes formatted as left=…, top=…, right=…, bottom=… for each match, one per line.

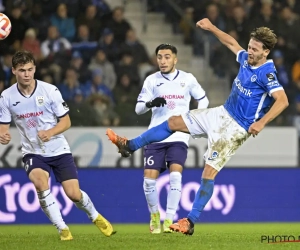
left=88, top=93, right=120, bottom=126
left=119, top=28, right=152, bottom=82
left=5, top=0, right=33, bottom=19
left=40, top=26, right=72, bottom=83
left=90, top=0, right=111, bottom=19
left=249, top=2, right=278, bottom=32
left=85, top=68, right=114, bottom=103
left=50, top=3, right=76, bottom=42
left=277, top=7, right=300, bottom=66
left=88, top=49, right=117, bottom=90
left=22, top=28, right=41, bottom=61
left=41, top=74, right=54, bottom=85
left=226, top=5, right=250, bottom=48
left=0, top=50, right=14, bottom=88
left=106, top=6, right=131, bottom=44
left=113, top=74, right=140, bottom=126
left=39, top=0, right=58, bottom=17
left=272, top=50, right=290, bottom=89
left=115, top=52, right=140, bottom=85
left=98, top=28, right=120, bottom=63
left=58, top=67, right=82, bottom=101
left=194, top=4, right=225, bottom=59
left=0, top=80, right=5, bottom=94
left=67, top=89, right=101, bottom=126
left=69, top=51, right=91, bottom=83
left=59, top=0, right=91, bottom=18
left=179, top=7, right=194, bottom=44
left=292, top=59, right=300, bottom=85
left=76, top=5, right=102, bottom=41
left=72, top=24, right=98, bottom=63
left=5, top=6, right=29, bottom=46
left=28, top=3, right=51, bottom=41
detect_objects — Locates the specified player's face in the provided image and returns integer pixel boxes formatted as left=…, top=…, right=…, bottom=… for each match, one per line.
left=247, top=39, right=269, bottom=66
left=157, top=49, right=177, bottom=74
left=12, top=62, right=36, bottom=87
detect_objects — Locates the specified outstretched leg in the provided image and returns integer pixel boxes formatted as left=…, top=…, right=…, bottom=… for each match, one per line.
left=106, top=115, right=189, bottom=157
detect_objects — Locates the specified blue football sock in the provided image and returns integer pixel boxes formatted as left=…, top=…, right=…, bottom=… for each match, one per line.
left=187, top=178, right=214, bottom=224
left=128, top=121, right=173, bottom=151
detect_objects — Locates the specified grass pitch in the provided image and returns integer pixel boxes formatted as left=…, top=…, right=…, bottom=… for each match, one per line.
left=1, top=223, right=300, bottom=250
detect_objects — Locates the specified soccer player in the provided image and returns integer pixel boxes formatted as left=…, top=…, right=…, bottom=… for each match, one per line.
left=135, top=44, right=209, bottom=233
left=0, top=51, right=115, bottom=240
left=106, top=18, right=289, bottom=235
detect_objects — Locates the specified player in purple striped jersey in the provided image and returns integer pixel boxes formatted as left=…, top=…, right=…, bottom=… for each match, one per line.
left=132, top=44, right=209, bottom=233
left=0, top=51, right=115, bottom=240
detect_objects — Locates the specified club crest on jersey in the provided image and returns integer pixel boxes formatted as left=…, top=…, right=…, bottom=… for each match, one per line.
left=36, top=96, right=44, bottom=106
left=180, top=82, right=185, bottom=87
left=251, top=75, right=257, bottom=82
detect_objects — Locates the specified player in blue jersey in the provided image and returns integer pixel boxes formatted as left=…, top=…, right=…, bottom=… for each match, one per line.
left=106, top=18, right=289, bottom=235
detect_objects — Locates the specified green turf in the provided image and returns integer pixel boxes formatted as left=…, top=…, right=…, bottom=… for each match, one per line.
left=1, top=223, right=300, bottom=250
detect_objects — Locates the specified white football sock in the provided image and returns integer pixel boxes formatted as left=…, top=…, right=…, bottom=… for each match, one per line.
left=38, top=189, right=67, bottom=231
left=165, top=172, right=182, bottom=221
left=143, top=178, right=159, bottom=213
left=74, top=190, right=99, bottom=221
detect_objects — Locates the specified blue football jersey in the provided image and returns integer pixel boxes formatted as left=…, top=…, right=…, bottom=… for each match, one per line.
left=224, top=50, right=283, bottom=131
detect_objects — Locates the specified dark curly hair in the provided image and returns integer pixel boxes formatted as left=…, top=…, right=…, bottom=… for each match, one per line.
left=250, top=27, right=277, bottom=50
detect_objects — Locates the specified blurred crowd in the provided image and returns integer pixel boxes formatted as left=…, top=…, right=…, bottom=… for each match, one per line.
left=149, top=0, right=300, bottom=127
left=0, top=0, right=155, bottom=127
left=1, top=0, right=300, bottom=129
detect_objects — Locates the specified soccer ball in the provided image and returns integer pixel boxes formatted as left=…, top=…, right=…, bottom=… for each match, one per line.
left=0, top=13, right=11, bottom=40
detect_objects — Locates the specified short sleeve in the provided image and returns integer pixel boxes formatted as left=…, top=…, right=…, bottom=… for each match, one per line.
left=0, top=95, right=12, bottom=124
left=137, top=78, right=154, bottom=103
left=260, top=71, right=283, bottom=96
left=236, top=50, right=247, bottom=64
left=189, top=74, right=206, bottom=100
left=50, top=88, right=69, bottom=118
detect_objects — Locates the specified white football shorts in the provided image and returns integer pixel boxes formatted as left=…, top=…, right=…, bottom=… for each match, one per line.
left=181, top=105, right=250, bottom=171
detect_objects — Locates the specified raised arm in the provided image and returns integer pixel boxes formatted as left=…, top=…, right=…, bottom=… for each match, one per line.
left=196, top=18, right=244, bottom=55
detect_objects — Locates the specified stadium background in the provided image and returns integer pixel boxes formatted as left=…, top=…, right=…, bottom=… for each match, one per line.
left=0, top=0, right=299, bottom=230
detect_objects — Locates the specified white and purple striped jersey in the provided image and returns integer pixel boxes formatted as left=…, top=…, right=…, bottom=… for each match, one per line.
left=0, top=80, right=71, bottom=157
left=224, top=50, right=283, bottom=131
left=137, top=69, right=206, bottom=145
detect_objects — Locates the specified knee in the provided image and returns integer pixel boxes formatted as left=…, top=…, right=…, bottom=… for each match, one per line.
left=168, top=116, right=179, bottom=131
left=29, top=170, right=49, bottom=191
left=65, top=188, right=82, bottom=202
left=202, top=164, right=218, bottom=180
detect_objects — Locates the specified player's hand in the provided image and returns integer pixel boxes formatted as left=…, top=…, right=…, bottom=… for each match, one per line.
left=248, top=121, right=265, bottom=137
left=0, top=132, right=11, bottom=145
left=38, top=130, right=53, bottom=142
left=146, top=97, right=167, bottom=108
left=196, top=18, right=213, bottom=31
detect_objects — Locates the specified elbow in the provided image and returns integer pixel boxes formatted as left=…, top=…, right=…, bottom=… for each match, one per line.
left=285, top=99, right=289, bottom=109
left=67, top=119, right=71, bottom=129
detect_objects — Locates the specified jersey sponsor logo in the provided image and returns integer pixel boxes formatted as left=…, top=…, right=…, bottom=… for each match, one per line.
left=160, top=94, right=184, bottom=99
left=26, top=119, right=37, bottom=128
left=12, top=101, right=20, bottom=106
left=62, top=102, right=69, bottom=110
left=267, top=81, right=280, bottom=87
left=36, top=96, right=44, bottom=106
left=16, top=111, right=43, bottom=119
left=167, top=100, right=176, bottom=109
left=266, top=73, right=275, bottom=81
left=251, top=75, right=257, bottom=82
left=156, top=82, right=164, bottom=87
left=208, top=151, right=219, bottom=161
left=234, top=78, right=252, bottom=97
